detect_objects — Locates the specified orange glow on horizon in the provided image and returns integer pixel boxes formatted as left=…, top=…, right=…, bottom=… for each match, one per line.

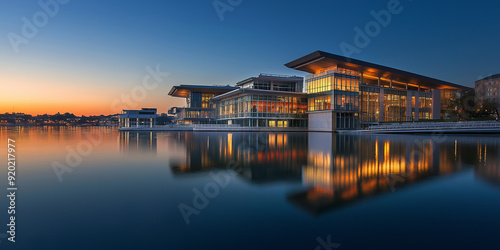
left=0, top=66, right=186, bottom=116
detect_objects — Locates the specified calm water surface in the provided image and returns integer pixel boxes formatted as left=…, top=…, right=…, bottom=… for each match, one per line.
left=1, top=127, right=500, bottom=249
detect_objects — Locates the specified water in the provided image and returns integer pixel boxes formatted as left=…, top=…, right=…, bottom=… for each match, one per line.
left=1, top=127, right=500, bottom=249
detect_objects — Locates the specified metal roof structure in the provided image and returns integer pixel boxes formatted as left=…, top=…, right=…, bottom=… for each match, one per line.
left=285, top=51, right=470, bottom=90
left=168, top=85, right=238, bottom=98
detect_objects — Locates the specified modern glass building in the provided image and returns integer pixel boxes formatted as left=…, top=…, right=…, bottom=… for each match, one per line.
left=285, top=51, right=471, bottom=131
left=167, top=85, right=238, bottom=124
left=235, top=73, right=304, bottom=92
left=211, top=74, right=308, bottom=127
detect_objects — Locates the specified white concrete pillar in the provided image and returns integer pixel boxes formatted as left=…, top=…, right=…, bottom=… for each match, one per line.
left=431, top=89, right=441, bottom=119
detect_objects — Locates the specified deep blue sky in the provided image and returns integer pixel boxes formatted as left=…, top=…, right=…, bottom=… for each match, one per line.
left=1, top=0, right=499, bottom=114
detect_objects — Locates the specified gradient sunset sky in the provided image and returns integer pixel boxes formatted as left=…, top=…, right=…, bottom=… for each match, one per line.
left=1, top=0, right=500, bottom=116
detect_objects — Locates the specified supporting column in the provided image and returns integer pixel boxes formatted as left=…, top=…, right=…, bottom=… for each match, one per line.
left=406, top=82, right=408, bottom=90
left=406, top=91, right=412, bottom=121
left=431, top=89, right=441, bottom=119
left=378, top=77, right=381, bottom=87
left=360, top=73, right=364, bottom=85
left=390, top=79, right=393, bottom=89
left=137, top=118, right=139, bottom=127
left=332, top=111, right=337, bottom=131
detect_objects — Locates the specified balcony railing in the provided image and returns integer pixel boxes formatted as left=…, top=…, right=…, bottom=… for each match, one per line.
left=368, top=121, right=500, bottom=131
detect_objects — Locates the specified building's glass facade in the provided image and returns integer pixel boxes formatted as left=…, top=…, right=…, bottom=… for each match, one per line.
left=188, top=93, right=215, bottom=109
left=305, top=66, right=361, bottom=129
left=306, top=68, right=360, bottom=112
left=285, top=51, right=471, bottom=131
left=237, top=74, right=303, bottom=92
left=303, top=65, right=448, bottom=129
left=173, top=108, right=215, bottom=125
left=168, top=85, right=238, bottom=125
left=360, top=86, right=380, bottom=123
left=183, top=109, right=214, bottom=119
left=419, top=92, right=432, bottom=120
left=210, top=74, right=307, bottom=128
left=215, top=94, right=307, bottom=127
left=383, top=89, right=407, bottom=122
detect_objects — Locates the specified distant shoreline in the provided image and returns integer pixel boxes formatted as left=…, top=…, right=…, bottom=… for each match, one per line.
left=0, top=124, right=118, bottom=127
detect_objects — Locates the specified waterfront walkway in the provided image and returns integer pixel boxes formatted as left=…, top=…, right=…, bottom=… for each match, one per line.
left=362, top=121, right=500, bottom=134
left=117, top=124, right=307, bottom=132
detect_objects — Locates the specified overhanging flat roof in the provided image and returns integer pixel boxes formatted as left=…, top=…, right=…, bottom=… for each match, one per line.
left=168, top=85, right=238, bottom=98
left=285, top=51, right=470, bottom=90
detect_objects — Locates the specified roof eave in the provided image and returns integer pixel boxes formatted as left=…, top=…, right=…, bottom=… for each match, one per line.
left=285, top=51, right=470, bottom=90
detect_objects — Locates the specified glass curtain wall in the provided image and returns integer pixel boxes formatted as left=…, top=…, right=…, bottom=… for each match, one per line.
left=216, top=95, right=307, bottom=120
left=306, top=67, right=360, bottom=112
left=419, top=92, right=432, bottom=120
left=383, top=89, right=407, bottom=122
left=360, top=86, right=380, bottom=122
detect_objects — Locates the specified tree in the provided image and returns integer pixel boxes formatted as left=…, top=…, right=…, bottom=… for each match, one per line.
left=449, top=89, right=476, bottom=121
left=481, top=98, right=500, bottom=118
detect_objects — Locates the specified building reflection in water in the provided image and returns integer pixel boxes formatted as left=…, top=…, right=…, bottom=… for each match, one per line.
left=290, top=133, right=500, bottom=215
left=474, top=140, right=500, bottom=186
left=290, top=133, right=439, bottom=215
left=170, top=132, right=308, bottom=183
left=119, top=131, right=157, bottom=155
left=125, top=129, right=500, bottom=215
